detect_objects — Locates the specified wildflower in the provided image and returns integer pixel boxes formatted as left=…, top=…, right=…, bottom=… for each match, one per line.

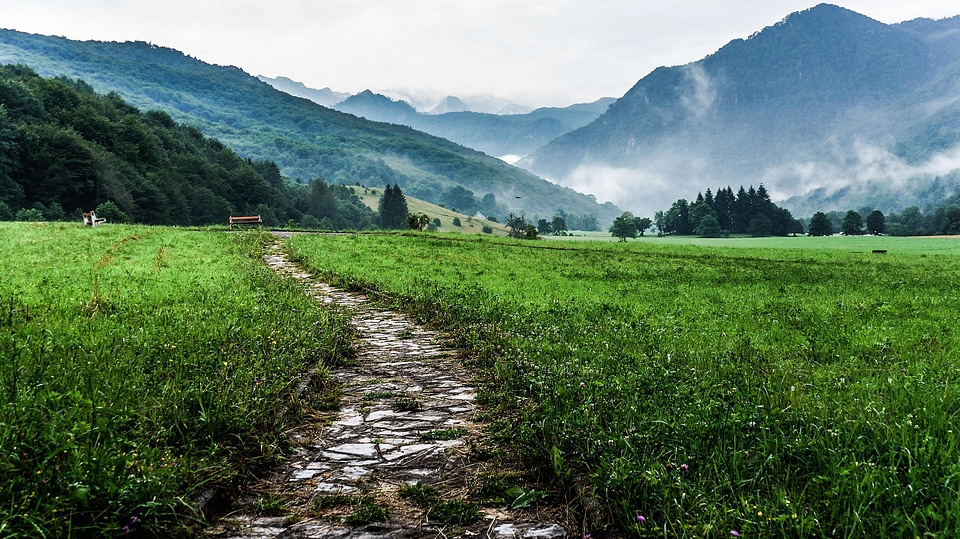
left=636, top=515, right=646, bottom=523
left=731, top=531, right=740, bottom=537
left=583, top=535, right=591, bottom=539
left=579, top=382, right=585, bottom=387
left=679, top=463, right=689, bottom=472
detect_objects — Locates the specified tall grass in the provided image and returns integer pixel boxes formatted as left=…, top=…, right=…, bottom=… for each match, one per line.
left=288, top=232, right=960, bottom=537
left=0, top=223, right=353, bottom=537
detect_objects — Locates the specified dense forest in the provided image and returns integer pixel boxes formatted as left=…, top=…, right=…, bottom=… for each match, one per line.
left=656, top=185, right=804, bottom=237
left=0, top=65, right=376, bottom=228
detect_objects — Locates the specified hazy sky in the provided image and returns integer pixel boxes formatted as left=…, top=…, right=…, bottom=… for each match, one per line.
left=2, top=1, right=959, bottom=107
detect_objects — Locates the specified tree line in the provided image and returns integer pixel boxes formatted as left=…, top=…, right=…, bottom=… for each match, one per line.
left=653, top=185, right=804, bottom=238
left=610, top=185, right=960, bottom=240
left=808, top=202, right=960, bottom=236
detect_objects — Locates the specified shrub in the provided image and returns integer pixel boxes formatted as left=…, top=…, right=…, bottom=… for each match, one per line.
left=15, top=207, right=44, bottom=221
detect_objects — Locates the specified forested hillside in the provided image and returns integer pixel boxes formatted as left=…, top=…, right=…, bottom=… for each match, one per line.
left=522, top=4, right=960, bottom=217
left=0, top=65, right=376, bottom=228
left=0, top=30, right=620, bottom=225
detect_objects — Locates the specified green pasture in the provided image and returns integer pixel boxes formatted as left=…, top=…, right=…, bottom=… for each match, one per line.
left=288, top=232, right=960, bottom=537
left=0, top=223, right=351, bottom=538
left=551, top=230, right=960, bottom=254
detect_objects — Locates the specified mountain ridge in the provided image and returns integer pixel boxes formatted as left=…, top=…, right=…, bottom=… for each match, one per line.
left=331, top=87, right=614, bottom=159
left=520, top=4, right=960, bottom=217
left=0, top=29, right=620, bottom=224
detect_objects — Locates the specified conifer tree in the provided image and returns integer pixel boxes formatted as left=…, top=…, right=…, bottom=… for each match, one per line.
left=378, top=183, right=408, bottom=229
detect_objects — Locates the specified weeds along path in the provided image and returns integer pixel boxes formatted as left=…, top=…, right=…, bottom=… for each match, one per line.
left=208, top=237, right=566, bottom=539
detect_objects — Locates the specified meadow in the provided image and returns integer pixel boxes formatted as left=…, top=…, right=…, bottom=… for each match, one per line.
left=0, top=223, right=352, bottom=537
left=288, top=232, right=960, bottom=537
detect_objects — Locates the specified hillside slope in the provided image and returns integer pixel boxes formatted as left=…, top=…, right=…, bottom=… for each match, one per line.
left=0, top=30, right=620, bottom=224
left=521, top=4, right=960, bottom=216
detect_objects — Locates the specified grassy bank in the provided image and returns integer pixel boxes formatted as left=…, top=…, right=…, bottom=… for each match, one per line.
left=0, top=223, right=352, bottom=537
left=288, top=232, right=960, bottom=537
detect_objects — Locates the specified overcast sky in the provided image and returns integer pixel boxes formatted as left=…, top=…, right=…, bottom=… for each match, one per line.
left=2, top=1, right=959, bottom=107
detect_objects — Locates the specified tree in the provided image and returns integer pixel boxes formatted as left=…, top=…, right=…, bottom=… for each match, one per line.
left=634, top=216, right=653, bottom=236
left=95, top=200, right=128, bottom=223
left=537, top=218, right=552, bottom=235
left=16, top=207, right=44, bottom=221
left=378, top=183, right=408, bottom=229
left=441, top=185, right=478, bottom=214
left=663, top=199, right=691, bottom=235
left=899, top=206, right=923, bottom=235
left=808, top=211, right=833, bottom=236
left=747, top=214, right=773, bottom=237
left=653, top=210, right=666, bottom=235
left=610, top=211, right=638, bottom=241
left=452, top=216, right=462, bottom=227
left=697, top=215, right=722, bottom=237
left=939, top=205, right=960, bottom=235
left=865, top=210, right=885, bottom=235
left=506, top=213, right=527, bottom=239
left=841, top=210, right=863, bottom=236
left=307, top=179, right=338, bottom=223
left=551, top=215, right=567, bottom=235
left=406, top=212, right=430, bottom=231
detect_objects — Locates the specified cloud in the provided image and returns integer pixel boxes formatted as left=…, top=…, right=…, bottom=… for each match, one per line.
left=548, top=138, right=960, bottom=219
left=760, top=140, right=960, bottom=202
left=680, top=64, right=717, bottom=118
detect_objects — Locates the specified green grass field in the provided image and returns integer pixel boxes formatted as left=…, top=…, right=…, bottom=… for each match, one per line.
left=288, top=232, right=960, bottom=537
left=0, top=223, right=352, bottom=538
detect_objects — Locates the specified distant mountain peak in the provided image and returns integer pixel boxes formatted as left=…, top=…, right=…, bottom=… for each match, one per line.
left=257, top=75, right=349, bottom=107
left=429, top=95, right=470, bottom=115
left=334, top=90, right=418, bottom=123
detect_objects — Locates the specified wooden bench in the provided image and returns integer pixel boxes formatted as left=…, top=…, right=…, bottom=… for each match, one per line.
left=229, top=215, right=262, bottom=228
left=82, top=211, right=107, bottom=227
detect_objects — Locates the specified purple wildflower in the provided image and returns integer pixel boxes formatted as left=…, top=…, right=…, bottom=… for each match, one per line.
left=680, top=463, right=689, bottom=471
left=731, top=531, right=740, bottom=537
left=636, top=515, right=646, bottom=523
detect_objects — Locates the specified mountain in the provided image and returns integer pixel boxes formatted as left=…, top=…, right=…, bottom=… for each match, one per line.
left=520, top=4, right=960, bottom=217
left=257, top=75, right=349, bottom=108
left=430, top=95, right=470, bottom=114
left=335, top=89, right=420, bottom=123
left=0, top=30, right=620, bottom=224
left=376, top=90, right=532, bottom=115
left=328, top=88, right=613, bottom=159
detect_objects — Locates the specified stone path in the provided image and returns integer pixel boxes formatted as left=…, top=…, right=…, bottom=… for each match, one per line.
left=206, top=239, right=567, bottom=539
